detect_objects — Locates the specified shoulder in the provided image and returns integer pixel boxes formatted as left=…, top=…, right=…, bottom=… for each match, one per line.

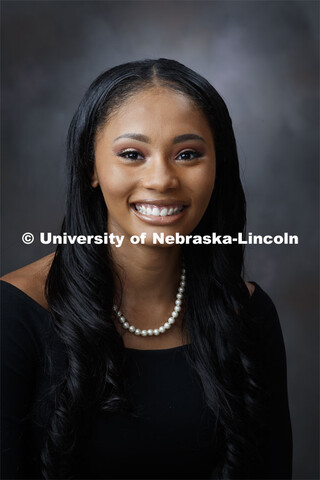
left=1, top=252, right=55, bottom=312
left=246, top=281, right=286, bottom=350
left=244, top=280, right=280, bottom=330
left=245, top=281, right=255, bottom=297
left=247, top=281, right=278, bottom=317
left=1, top=254, right=55, bottom=359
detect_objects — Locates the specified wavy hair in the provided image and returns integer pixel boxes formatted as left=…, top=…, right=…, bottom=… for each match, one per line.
left=42, top=59, right=266, bottom=479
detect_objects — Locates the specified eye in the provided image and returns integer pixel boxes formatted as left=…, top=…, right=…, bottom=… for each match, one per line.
left=176, top=150, right=203, bottom=161
left=118, top=149, right=144, bottom=161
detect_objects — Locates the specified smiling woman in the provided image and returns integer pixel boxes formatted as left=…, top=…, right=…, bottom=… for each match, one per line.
left=1, top=59, right=292, bottom=479
left=92, top=86, right=216, bottom=283
left=92, top=87, right=216, bottom=246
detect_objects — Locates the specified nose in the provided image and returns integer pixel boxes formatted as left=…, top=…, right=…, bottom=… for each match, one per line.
left=142, top=154, right=179, bottom=192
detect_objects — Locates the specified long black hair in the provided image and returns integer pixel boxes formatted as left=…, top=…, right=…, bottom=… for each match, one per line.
left=42, top=59, right=266, bottom=479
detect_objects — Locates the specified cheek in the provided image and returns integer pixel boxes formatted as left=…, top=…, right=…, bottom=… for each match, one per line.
left=189, top=166, right=216, bottom=206
left=98, top=166, right=134, bottom=205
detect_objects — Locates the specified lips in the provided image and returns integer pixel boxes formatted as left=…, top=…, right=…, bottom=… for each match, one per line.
left=134, top=203, right=185, bottom=217
left=130, top=200, right=189, bottom=224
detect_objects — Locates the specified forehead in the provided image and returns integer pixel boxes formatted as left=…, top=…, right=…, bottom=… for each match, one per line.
left=97, top=86, right=213, bottom=143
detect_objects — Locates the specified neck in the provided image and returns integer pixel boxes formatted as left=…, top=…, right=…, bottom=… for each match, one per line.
left=110, top=240, right=182, bottom=305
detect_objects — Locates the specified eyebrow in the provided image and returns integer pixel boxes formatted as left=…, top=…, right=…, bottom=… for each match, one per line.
left=172, top=134, right=206, bottom=144
left=113, top=133, right=206, bottom=144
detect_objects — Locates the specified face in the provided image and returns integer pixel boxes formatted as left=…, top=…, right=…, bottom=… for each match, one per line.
left=92, top=87, right=216, bottom=246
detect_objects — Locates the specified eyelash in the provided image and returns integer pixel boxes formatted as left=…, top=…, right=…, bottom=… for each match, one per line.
left=118, top=150, right=144, bottom=161
left=117, top=149, right=203, bottom=161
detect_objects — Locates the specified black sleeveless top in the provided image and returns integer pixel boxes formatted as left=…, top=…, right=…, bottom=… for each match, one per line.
left=0, top=280, right=293, bottom=479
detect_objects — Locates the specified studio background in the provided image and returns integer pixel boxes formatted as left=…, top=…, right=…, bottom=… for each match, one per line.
left=1, top=1, right=319, bottom=478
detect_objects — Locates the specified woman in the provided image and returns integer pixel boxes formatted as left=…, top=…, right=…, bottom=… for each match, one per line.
left=1, top=58, right=293, bottom=479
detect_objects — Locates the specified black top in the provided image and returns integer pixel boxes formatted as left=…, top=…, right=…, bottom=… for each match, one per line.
left=0, top=279, right=293, bottom=479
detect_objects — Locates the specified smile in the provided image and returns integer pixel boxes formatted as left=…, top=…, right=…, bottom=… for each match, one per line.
left=134, top=203, right=184, bottom=217
left=130, top=201, right=189, bottom=225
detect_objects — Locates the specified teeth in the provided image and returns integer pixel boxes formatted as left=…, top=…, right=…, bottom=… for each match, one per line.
left=160, top=208, right=168, bottom=217
left=135, top=204, right=184, bottom=217
left=152, top=207, right=160, bottom=216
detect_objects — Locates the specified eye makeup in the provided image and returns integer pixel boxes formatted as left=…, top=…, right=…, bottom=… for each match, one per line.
left=116, top=148, right=205, bottom=163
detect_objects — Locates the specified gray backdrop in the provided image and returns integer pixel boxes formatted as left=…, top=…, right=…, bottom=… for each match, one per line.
left=1, top=1, right=319, bottom=478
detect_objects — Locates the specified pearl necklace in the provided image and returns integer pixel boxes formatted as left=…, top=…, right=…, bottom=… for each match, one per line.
left=112, top=265, right=186, bottom=337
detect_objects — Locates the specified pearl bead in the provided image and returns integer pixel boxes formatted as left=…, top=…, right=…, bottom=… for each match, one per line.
left=113, top=263, right=185, bottom=338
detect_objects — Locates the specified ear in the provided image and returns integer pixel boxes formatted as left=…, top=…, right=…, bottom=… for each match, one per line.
left=91, top=168, right=99, bottom=188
